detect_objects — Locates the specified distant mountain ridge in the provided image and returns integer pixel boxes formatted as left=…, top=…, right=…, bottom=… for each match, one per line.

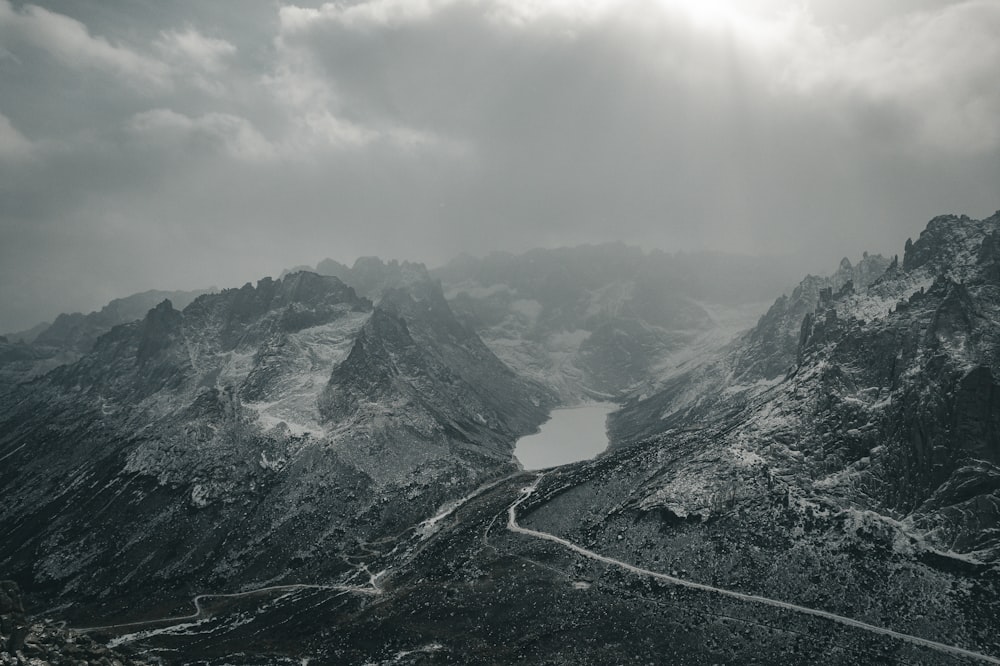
left=5, top=287, right=215, bottom=348
left=297, top=246, right=806, bottom=401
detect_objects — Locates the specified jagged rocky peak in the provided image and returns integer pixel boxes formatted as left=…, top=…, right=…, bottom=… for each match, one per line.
left=901, top=211, right=1000, bottom=273
left=352, top=256, right=428, bottom=290
left=136, top=298, right=183, bottom=364
left=199, top=270, right=366, bottom=317
left=321, top=273, right=552, bottom=450
left=314, top=257, right=351, bottom=276
left=756, top=213, right=1000, bottom=553
left=308, top=255, right=431, bottom=299
left=182, top=271, right=370, bottom=349
left=728, top=250, right=892, bottom=382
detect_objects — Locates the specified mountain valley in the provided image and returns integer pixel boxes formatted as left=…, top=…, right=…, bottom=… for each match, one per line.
left=2, top=214, right=1000, bottom=664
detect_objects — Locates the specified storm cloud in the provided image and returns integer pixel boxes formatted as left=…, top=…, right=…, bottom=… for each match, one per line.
left=1, top=0, right=998, bottom=331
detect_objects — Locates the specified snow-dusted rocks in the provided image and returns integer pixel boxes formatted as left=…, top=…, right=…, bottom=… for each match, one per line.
left=0, top=268, right=550, bottom=619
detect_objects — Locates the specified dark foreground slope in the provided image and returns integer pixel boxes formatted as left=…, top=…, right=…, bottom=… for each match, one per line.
left=89, top=468, right=994, bottom=665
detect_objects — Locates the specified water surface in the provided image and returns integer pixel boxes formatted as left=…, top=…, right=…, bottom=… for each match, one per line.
left=514, top=403, right=616, bottom=470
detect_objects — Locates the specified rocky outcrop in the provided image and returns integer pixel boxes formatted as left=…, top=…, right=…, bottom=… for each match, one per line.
left=321, top=282, right=551, bottom=455
left=310, top=256, right=431, bottom=300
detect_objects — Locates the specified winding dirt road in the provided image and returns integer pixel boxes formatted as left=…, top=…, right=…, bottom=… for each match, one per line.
left=75, top=582, right=378, bottom=633
left=72, top=470, right=1000, bottom=664
left=506, top=474, right=1000, bottom=665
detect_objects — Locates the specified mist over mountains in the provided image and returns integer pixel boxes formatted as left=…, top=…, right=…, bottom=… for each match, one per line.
left=2, top=212, right=1000, bottom=664
left=3, top=1, right=999, bottom=662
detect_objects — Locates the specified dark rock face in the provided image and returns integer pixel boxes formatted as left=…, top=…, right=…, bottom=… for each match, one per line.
left=953, top=366, right=1000, bottom=464
left=0, top=581, right=26, bottom=656
left=0, top=582, right=23, bottom=615
left=0, top=581, right=28, bottom=655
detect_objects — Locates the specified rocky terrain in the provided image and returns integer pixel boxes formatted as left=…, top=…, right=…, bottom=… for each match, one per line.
left=1, top=580, right=145, bottom=665
left=0, top=287, right=214, bottom=386
left=518, top=212, right=1000, bottom=659
left=0, top=270, right=550, bottom=627
left=301, top=246, right=802, bottom=402
left=608, top=251, right=892, bottom=444
left=2, top=214, right=999, bottom=664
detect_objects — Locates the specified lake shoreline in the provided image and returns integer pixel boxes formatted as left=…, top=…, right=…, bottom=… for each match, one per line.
left=514, top=403, right=617, bottom=471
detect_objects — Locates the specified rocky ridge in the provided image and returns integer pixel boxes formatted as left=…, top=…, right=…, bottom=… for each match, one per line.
left=0, top=287, right=214, bottom=388
left=510, top=212, right=1000, bottom=659
left=608, top=251, right=892, bottom=444
left=294, top=246, right=803, bottom=402
left=3, top=215, right=999, bottom=664
left=0, top=269, right=550, bottom=623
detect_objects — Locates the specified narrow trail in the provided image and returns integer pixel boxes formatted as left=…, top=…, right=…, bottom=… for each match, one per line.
left=506, top=474, right=1000, bottom=666
left=71, top=472, right=519, bottom=636
left=416, top=472, right=523, bottom=538
left=74, top=583, right=378, bottom=634
left=71, top=468, right=999, bottom=664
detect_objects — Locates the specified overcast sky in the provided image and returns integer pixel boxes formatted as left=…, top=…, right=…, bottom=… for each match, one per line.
left=1, top=0, right=998, bottom=331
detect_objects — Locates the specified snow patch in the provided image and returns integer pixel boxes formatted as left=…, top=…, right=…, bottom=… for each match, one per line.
left=245, top=311, right=369, bottom=437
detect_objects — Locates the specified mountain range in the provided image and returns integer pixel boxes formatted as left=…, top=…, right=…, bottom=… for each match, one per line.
left=2, top=212, right=999, bottom=664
